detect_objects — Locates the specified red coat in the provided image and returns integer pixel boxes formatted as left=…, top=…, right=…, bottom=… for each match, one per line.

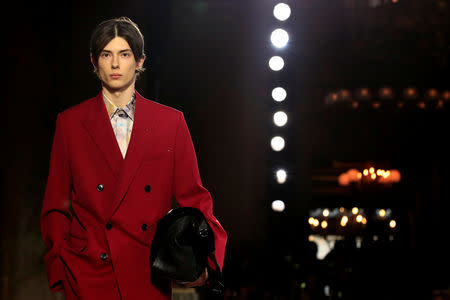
left=40, top=91, right=227, bottom=300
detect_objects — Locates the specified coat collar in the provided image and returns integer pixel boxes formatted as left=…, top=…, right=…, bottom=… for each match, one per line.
left=82, top=90, right=157, bottom=218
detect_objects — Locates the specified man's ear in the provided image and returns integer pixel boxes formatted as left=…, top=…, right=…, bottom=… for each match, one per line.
left=90, top=53, right=97, bottom=68
left=136, top=55, right=146, bottom=71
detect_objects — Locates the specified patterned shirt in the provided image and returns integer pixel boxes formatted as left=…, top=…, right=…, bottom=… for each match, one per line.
left=103, top=92, right=136, bottom=159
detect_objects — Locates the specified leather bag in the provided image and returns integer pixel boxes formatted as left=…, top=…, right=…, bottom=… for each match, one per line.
left=150, top=207, right=224, bottom=295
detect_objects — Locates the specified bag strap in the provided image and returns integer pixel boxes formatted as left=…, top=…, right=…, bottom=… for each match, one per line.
left=205, top=253, right=225, bottom=297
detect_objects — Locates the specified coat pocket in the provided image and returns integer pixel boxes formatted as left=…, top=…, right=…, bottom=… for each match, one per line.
left=65, top=234, right=87, bottom=253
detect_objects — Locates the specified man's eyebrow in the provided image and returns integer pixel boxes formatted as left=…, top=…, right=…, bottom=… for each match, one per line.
left=101, top=49, right=132, bottom=53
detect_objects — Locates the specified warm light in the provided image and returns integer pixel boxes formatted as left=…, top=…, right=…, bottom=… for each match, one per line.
left=338, top=173, right=350, bottom=186
left=323, top=209, right=330, bottom=217
left=390, top=169, right=401, bottom=182
left=371, top=173, right=376, bottom=180
left=363, top=169, right=369, bottom=176
left=308, top=217, right=315, bottom=225
left=308, top=235, right=315, bottom=242
left=362, top=217, right=367, bottom=224
left=389, top=220, right=397, bottom=228
left=272, top=87, right=287, bottom=102
left=379, top=87, right=393, bottom=99
left=339, top=207, right=345, bottom=213
left=357, top=172, right=362, bottom=179
left=273, top=111, right=288, bottom=127
left=427, top=89, right=439, bottom=99
left=270, top=136, right=285, bottom=151
left=379, top=209, right=386, bottom=218
left=340, top=216, right=348, bottom=226
left=369, top=167, right=375, bottom=174
left=273, top=3, right=291, bottom=21
left=347, top=169, right=360, bottom=181
left=271, top=28, right=289, bottom=48
left=276, top=169, right=287, bottom=184
left=443, top=91, right=450, bottom=100
left=269, top=56, right=285, bottom=71
left=352, top=207, right=359, bottom=215
left=272, top=200, right=285, bottom=212
left=404, top=87, right=418, bottom=99
left=321, top=220, right=328, bottom=229
left=313, top=219, right=320, bottom=227
left=356, top=215, right=363, bottom=223
left=376, top=169, right=383, bottom=176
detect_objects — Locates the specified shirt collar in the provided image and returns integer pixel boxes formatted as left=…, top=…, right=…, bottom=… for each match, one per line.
left=103, top=92, right=136, bottom=121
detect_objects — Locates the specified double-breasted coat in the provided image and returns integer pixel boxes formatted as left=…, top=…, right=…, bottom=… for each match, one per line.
left=40, top=91, right=227, bottom=300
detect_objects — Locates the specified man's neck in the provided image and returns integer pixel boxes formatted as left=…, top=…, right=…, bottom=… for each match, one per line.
left=102, top=84, right=136, bottom=108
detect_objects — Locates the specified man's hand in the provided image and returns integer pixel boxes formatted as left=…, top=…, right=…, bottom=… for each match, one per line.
left=183, top=268, right=208, bottom=288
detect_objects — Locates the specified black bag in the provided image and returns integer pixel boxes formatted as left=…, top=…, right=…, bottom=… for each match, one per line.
left=150, top=207, right=224, bottom=295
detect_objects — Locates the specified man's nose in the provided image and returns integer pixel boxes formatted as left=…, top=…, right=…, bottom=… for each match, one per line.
left=112, top=54, right=119, bottom=68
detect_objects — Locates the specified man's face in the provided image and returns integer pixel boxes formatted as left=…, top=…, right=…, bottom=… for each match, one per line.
left=94, top=36, right=144, bottom=91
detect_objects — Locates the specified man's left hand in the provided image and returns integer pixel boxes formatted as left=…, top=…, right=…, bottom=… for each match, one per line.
left=183, top=268, right=208, bottom=288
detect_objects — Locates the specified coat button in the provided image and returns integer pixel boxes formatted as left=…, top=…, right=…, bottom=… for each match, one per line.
left=144, top=185, right=151, bottom=193
left=97, top=184, right=104, bottom=191
left=100, top=253, right=108, bottom=261
left=106, top=222, right=112, bottom=230
left=141, top=223, right=148, bottom=231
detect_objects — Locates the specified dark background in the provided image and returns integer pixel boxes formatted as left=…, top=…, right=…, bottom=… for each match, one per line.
left=3, top=0, right=449, bottom=299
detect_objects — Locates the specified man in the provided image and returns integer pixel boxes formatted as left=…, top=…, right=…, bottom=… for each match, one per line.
left=40, top=17, right=227, bottom=300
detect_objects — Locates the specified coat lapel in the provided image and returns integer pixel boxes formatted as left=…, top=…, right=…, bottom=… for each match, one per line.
left=108, top=91, right=156, bottom=218
left=82, top=92, right=123, bottom=180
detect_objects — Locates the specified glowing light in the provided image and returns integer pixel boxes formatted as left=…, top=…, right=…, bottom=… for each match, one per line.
left=308, top=217, right=315, bottom=225
left=273, top=111, right=288, bottom=127
left=276, top=169, right=287, bottom=184
left=379, top=209, right=386, bottom=218
left=313, top=219, right=320, bottom=227
left=272, top=87, right=287, bottom=102
left=363, top=169, right=369, bottom=176
left=362, top=217, right=367, bottom=224
left=323, top=209, right=330, bottom=217
left=369, top=167, right=375, bottom=174
left=356, top=215, right=363, bottom=223
left=271, top=28, right=289, bottom=48
left=389, top=220, right=397, bottom=228
left=269, top=56, right=285, bottom=71
left=272, top=200, right=285, bottom=212
left=273, top=3, right=291, bottom=21
left=270, top=136, right=285, bottom=151
left=371, top=173, right=377, bottom=180
left=340, top=216, right=348, bottom=227
left=321, top=220, right=328, bottom=229
left=352, top=207, right=359, bottom=215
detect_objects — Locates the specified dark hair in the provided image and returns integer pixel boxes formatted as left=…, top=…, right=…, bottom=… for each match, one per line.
left=90, top=17, right=146, bottom=75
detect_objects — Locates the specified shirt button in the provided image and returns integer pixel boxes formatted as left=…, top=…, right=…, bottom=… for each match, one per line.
left=97, top=184, right=104, bottom=191
left=100, top=253, right=108, bottom=261
left=106, top=222, right=112, bottom=230
left=144, top=185, right=151, bottom=193
left=141, top=223, right=148, bottom=231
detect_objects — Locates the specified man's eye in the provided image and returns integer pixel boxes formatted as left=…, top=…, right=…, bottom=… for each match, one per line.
left=101, top=53, right=110, bottom=58
left=122, top=52, right=130, bottom=57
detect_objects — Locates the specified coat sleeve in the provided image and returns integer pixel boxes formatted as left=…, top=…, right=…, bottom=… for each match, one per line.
left=40, top=113, right=73, bottom=292
left=172, top=112, right=227, bottom=270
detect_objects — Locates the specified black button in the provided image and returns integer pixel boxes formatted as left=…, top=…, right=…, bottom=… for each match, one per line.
left=141, top=223, right=148, bottom=231
left=100, top=253, right=108, bottom=260
left=144, top=185, right=151, bottom=193
left=97, top=184, right=104, bottom=191
left=106, top=222, right=112, bottom=230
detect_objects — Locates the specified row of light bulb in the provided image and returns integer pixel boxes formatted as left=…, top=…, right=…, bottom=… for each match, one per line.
left=270, top=3, right=291, bottom=213
left=308, top=207, right=397, bottom=229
